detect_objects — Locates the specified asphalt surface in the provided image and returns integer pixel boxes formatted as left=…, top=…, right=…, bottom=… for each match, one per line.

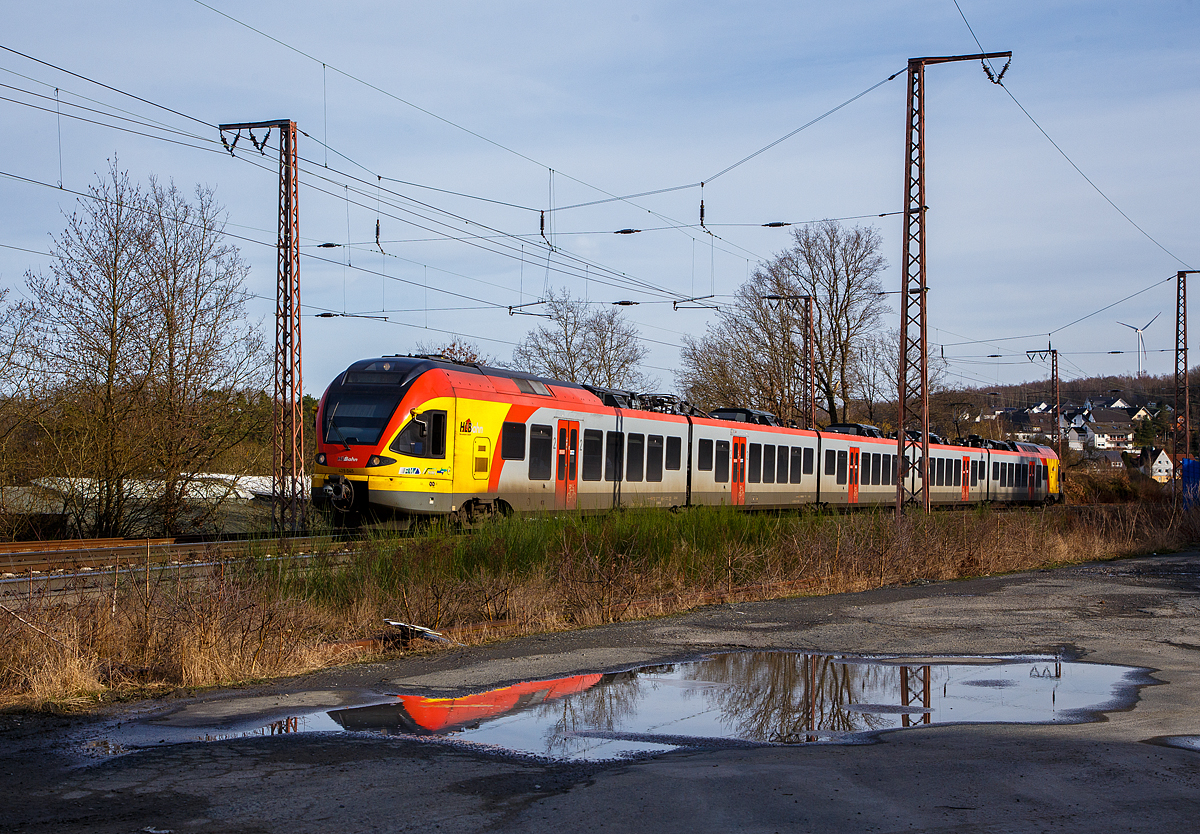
left=3, top=551, right=1200, bottom=833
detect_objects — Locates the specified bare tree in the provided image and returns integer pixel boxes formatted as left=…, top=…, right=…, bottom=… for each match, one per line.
left=850, top=329, right=897, bottom=426
left=0, top=290, right=39, bottom=537
left=23, top=163, right=268, bottom=537
left=140, top=177, right=268, bottom=535
left=25, top=162, right=153, bottom=536
left=415, top=337, right=495, bottom=365
left=679, top=221, right=887, bottom=424
left=512, top=288, right=651, bottom=389
left=678, top=282, right=807, bottom=423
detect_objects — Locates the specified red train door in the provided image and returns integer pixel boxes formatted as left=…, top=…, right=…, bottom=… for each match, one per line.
left=848, top=447, right=860, bottom=504
left=1028, top=460, right=1036, bottom=500
left=732, top=436, right=747, bottom=506
left=555, top=420, right=579, bottom=510
left=961, top=457, right=970, bottom=502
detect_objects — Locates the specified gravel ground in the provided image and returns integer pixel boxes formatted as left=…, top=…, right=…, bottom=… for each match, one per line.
left=3, top=551, right=1200, bottom=833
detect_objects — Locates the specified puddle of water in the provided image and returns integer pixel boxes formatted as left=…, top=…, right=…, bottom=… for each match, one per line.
left=107, top=652, right=1151, bottom=761
left=1156, top=735, right=1200, bottom=753
left=336, top=653, right=1146, bottom=760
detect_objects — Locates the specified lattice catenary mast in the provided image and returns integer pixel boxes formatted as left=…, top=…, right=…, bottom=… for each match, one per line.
left=219, top=119, right=306, bottom=534
left=1026, top=347, right=1060, bottom=466
left=895, top=52, right=1011, bottom=516
left=1176, top=271, right=1197, bottom=468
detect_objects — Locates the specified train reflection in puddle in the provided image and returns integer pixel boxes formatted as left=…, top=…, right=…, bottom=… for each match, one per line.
left=329, top=652, right=1149, bottom=761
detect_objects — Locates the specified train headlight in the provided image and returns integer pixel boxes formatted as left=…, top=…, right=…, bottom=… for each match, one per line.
left=367, top=455, right=396, bottom=467
left=316, top=452, right=327, bottom=465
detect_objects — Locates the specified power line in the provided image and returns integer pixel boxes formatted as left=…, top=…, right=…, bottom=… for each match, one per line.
left=188, top=3, right=771, bottom=265
left=937, top=273, right=1177, bottom=348
left=0, top=167, right=514, bottom=313
left=948, top=2, right=1192, bottom=268
left=2, top=40, right=761, bottom=299
left=0, top=44, right=214, bottom=129
left=2, top=168, right=690, bottom=354
left=703, top=70, right=903, bottom=183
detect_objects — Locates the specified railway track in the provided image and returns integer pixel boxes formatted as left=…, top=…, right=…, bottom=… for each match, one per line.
left=0, top=536, right=336, bottom=576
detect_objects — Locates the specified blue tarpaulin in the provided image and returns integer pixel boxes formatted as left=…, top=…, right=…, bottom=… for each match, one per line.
left=1182, top=459, right=1200, bottom=509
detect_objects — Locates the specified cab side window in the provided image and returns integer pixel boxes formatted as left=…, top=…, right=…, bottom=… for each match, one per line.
left=390, top=410, right=446, bottom=458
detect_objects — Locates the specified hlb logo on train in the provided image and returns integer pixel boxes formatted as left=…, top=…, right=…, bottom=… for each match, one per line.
left=337, top=455, right=358, bottom=464
left=459, top=419, right=482, bottom=434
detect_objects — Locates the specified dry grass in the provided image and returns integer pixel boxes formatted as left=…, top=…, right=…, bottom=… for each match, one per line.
left=1064, top=468, right=1168, bottom=504
left=2, top=501, right=1197, bottom=711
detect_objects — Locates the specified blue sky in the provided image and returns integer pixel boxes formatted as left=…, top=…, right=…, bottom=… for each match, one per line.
left=3, top=1, right=1199, bottom=395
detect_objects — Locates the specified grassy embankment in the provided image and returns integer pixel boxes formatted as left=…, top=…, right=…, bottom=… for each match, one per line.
left=1, top=477, right=1194, bottom=710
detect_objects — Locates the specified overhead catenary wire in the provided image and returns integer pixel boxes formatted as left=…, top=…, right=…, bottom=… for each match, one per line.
left=9, top=30, right=1182, bottom=386
left=949, top=2, right=1192, bottom=269
left=0, top=168, right=523, bottom=314
left=188, top=0, right=763, bottom=266
left=937, top=273, right=1178, bottom=348
left=1, top=167, right=696, bottom=354
left=0, top=44, right=755, bottom=305
left=0, top=43, right=215, bottom=129
left=0, top=51, right=690, bottom=300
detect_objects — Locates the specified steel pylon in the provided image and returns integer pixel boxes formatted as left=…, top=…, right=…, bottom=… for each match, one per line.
left=219, top=119, right=307, bottom=535
left=895, top=52, right=1010, bottom=517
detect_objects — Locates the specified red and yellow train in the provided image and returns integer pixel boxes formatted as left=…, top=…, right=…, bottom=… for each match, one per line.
left=311, top=355, right=1062, bottom=523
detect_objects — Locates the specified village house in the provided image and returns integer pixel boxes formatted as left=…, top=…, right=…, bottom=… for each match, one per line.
left=1140, top=448, right=1174, bottom=483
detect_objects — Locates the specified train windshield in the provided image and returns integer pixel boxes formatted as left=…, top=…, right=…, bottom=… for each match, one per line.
left=323, top=390, right=405, bottom=447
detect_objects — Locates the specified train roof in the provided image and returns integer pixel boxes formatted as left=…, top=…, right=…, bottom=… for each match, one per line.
left=339, top=355, right=588, bottom=392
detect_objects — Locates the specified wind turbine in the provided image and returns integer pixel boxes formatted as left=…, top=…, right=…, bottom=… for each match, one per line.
left=1117, top=313, right=1160, bottom=376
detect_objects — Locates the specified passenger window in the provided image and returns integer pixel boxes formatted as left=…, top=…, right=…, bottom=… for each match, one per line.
left=953, top=460, right=961, bottom=487
left=647, top=435, right=664, bottom=482
left=528, top=424, right=553, bottom=480
left=872, top=452, right=882, bottom=486
left=778, top=447, right=789, bottom=484
left=993, top=461, right=1000, bottom=482
left=803, top=447, right=814, bottom=475
left=935, top=457, right=944, bottom=487
left=790, top=447, right=803, bottom=484
left=501, top=422, right=526, bottom=460
left=626, top=433, right=645, bottom=482
left=762, top=445, right=775, bottom=484
left=882, top=453, right=892, bottom=487
left=698, top=438, right=714, bottom=471
left=715, top=440, right=730, bottom=483
left=825, top=448, right=837, bottom=476
left=582, top=429, right=603, bottom=481
left=749, top=443, right=762, bottom=484
left=666, top=436, right=682, bottom=470
left=836, top=450, right=848, bottom=485
left=605, top=431, right=624, bottom=481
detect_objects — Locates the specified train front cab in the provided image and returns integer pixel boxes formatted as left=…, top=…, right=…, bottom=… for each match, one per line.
left=312, top=358, right=465, bottom=520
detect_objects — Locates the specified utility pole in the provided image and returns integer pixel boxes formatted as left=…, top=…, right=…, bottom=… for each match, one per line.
left=764, top=294, right=816, bottom=429
left=219, top=119, right=306, bottom=534
left=1175, top=271, right=1198, bottom=471
left=895, top=51, right=1011, bottom=517
left=1026, top=348, right=1060, bottom=465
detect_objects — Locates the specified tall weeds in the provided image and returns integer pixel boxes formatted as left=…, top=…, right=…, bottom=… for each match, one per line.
left=2, top=503, right=1196, bottom=710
